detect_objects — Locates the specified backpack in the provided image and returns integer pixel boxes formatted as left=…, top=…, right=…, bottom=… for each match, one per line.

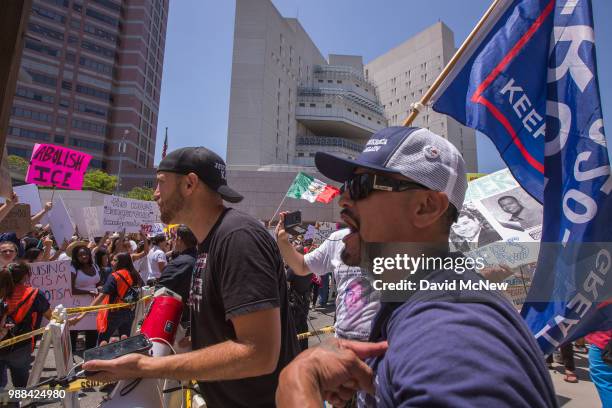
left=115, top=272, right=140, bottom=304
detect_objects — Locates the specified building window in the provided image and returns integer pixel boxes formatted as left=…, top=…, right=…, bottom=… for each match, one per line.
left=8, top=126, right=51, bottom=142
left=12, top=106, right=52, bottom=123
left=298, top=102, right=305, bottom=107
left=28, top=22, right=64, bottom=42
left=83, top=23, right=117, bottom=43
left=41, top=0, right=69, bottom=7
left=92, top=0, right=121, bottom=12
left=59, top=98, right=70, bottom=108
left=15, top=87, right=55, bottom=104
left=81, top=40, right=115, bottom=58
left=24, top=39, right=60, bottom=57
left=309, top=103, right=316, bottom=108
left=76, top=84, right=111, bottom=100
left=85, top=8, right=119, bottom=27
left=54, top=135, right=65, bottom=144
left=32, top=4, right=66, bottom=24
left=62, top=81, right=72, bottom=90
left=7, top=146, right=30, bottom=158
left=347, top=108, right=352, bottom=112
left=70, top=137, right=105, bottom=151
left=71, top=119, right=107, bottom=135
left=325, top=104, right=332, bottom=108
left=27, top=70, right=57, bottom=88
left=79, top=56, right=112, bottom=75
left=56, top=116, right=67, bottom=126
left=73, top=3, right=83, bottom=12
left=70, top=19, right=81, bottom=29
left=337, top=80, right=342, bottom=84
left=75, top=101, right=108, bottom=117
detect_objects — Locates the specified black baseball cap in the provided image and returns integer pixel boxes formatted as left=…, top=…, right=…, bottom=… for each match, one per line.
left=157, top=147, right=243, bottom=203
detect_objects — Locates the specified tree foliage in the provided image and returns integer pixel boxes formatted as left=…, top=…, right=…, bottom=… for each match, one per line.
left=7, top=155, right=28, bottom=174
left=126, top=186, right=155, bottom=201
left=83, top=170, right=117, bottom=193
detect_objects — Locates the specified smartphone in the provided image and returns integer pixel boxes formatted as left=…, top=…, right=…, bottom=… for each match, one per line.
left=284, top=211, right=302, bottom=228
left=83, top=334, right=152, bottom=362
left=284, top=211, right=306, bottom=236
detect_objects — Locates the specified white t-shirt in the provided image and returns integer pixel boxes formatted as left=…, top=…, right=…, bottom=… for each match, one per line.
left=70, top=264, right=101, bottom=292
left=133, top=257, right=150, bottom=284
left=146, top=245, right=167, bottom=281
left=304, top=229, right=381, bottom=340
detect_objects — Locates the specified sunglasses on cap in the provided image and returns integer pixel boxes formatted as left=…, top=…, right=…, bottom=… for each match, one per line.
left=340, top=173, right=429, bottom=201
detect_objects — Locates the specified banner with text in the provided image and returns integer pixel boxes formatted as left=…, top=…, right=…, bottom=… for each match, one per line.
left=26, top=143, right=92, bottom=190
left=28, top=260, right=96, bottom=330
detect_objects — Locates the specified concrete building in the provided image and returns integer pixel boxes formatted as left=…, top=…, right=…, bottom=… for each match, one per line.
left=7, top=0, right=169, bottom=190
left=225, top=1, right=478, bottom=222
left=365, top=22, right=478, bottom=171
left=226, top=0, right=387, bottom=168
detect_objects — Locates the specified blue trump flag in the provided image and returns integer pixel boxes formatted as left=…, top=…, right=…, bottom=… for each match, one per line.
left=431, top=0, right=611, bottom=354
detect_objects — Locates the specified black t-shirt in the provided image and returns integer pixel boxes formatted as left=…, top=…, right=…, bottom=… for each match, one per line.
left=190, top=208, right=299, bottom=408
left=158, top=247, right=197, bottom=322
left=286, top=268, right=312, bottom=294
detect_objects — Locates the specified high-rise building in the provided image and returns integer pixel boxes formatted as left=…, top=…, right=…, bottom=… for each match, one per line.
left=226, top=1, right=478, bottom=172
left=7, top=0, right=169, bottom=190
left=365, top=22, right=478, bottom=172
left=226, top=0, right=387, bottom=169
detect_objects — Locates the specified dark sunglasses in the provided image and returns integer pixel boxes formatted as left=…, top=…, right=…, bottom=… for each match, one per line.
left=340, top=173, right=429, bottom=200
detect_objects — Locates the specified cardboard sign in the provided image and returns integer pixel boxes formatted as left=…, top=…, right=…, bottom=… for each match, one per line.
left=0, top=203, right=31, bottom=237
left=102, top=195, right=160, bottom=232
left=48, top=195, right=74, bottom=246
left=83, top=196, right=160, bottom=236
left=26, top=143, right=92, bottom=189
left=29, top=260, right=96, bottom=330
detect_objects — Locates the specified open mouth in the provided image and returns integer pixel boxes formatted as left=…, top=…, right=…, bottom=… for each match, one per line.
left=341, top=211, right=360, bottom=243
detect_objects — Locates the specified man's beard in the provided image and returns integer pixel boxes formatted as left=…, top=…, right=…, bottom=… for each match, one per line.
left=159, top=192, right=185, bottom=224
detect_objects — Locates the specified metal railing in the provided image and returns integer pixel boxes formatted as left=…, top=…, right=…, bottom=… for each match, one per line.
left=296, top=136, right=364, bottom=153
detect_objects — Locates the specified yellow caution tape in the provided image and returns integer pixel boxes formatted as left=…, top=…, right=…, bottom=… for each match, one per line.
left=63, top=295, right=153, bottom=315
left=297, top=326, right=335, bottom=340
left=0, top=327, right=47, bottom=350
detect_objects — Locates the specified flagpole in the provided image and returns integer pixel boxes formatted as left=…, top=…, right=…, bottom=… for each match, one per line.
left=268, top=194, right=288, bottom=228
left=402, top=0, right=504, bottom=126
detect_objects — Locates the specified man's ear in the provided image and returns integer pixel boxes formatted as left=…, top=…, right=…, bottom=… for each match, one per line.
left=413, top=192, right=449, bottom=229
left=182, top=173, right=200, bottom=196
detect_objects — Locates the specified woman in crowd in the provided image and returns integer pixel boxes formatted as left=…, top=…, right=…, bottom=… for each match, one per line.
left=0, top=262, right=52, bottom=388
left=94, top=248, right=112, bottom=287
left=69, top=243, right=102, bottom=351
left=74, top=252, right=143, bottom=344
left=0, top=241, right=18, bottom=268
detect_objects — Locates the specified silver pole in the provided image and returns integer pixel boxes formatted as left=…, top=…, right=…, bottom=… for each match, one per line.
left=116, top=130, right=128, bottom=194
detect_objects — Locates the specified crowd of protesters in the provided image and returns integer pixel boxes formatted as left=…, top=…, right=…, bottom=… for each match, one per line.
left=0, top=129, right=609, bottom=406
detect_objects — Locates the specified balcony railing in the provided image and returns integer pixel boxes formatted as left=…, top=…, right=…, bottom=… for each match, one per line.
left=296, top=136, right=364, bottom=153
left=298, top=87, right=385, bottom=115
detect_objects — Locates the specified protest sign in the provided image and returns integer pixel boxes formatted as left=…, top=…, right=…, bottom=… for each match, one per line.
left=29, top=260, right=96, bottom=330
left=451, top=169, right=542, bottom=268
left=82, top=196, right=160, bottom=236
left=25, top=143, right=92, bottom=189
left=48, top=195, right=74, bottom=246
left=141, top=223, right=165, bottom=237
left=309, top=222, right=338, bottom=245
left=0, top=184, right=43, bottom=214
left=102, top=195, right=160, bottom=232
left=81, top=206, right=104, bottom=238
left=0, top=203, right=31, bottom=237
left=0, top=147, right=12, bottom=197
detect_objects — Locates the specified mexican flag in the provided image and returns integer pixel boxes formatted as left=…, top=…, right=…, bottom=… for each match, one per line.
left=286, top=172, right=340, bottom=204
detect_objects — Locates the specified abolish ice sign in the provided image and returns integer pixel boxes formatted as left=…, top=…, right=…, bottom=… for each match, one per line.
left=26, top=143, right=92, bottom=190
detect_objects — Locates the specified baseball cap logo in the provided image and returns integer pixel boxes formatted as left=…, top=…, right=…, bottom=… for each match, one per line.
left=363, top=138, right=388, bottom=153
left=423, top=145, right=440, bottom=159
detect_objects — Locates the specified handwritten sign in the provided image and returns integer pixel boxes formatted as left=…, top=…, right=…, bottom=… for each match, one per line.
left=0, top=203, right=31, bottom=237
left=48, top=196, right=74, bottom=246
left=82, top=196, right=161, bottom=236
left=29, top=260, right=96, bottom=330
left=141, top=223, right=165, bottom=237
left=26, top=143, right=92, bottom=189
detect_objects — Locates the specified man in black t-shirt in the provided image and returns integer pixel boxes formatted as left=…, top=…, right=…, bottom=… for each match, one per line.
left=83, top=147, right=299, bottom=408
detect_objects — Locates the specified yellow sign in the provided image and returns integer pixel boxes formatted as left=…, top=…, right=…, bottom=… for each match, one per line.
left=467, top=173, right=487, bottom=182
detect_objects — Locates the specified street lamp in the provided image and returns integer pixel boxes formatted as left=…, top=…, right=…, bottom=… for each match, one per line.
left=115, top=129, right=128, bottom=194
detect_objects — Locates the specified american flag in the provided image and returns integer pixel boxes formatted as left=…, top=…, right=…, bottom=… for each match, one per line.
left=161, top=127, right=168, bottom=159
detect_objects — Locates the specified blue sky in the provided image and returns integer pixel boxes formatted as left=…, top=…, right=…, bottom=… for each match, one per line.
left=154, top=0, right=612, bottom=173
